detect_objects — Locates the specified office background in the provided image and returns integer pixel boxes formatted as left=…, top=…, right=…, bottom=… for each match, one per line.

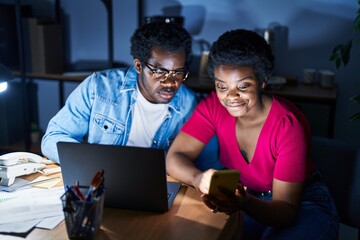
left=0, top=0, right=359, bottom=238
left=1, top=0, right=358, bottom=146
left=5, top=0, right=356, bottom=147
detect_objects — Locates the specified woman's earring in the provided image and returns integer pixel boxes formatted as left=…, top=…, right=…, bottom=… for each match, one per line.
left=262, top=80, right=267, bottom=90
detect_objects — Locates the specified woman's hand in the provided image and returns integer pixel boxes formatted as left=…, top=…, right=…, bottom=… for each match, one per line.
left=193, top=169, right=217, bottom=194
left=202, top=184, right=248, bottom=215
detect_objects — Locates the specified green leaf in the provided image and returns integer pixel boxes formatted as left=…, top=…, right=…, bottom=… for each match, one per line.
left=329, top=52, right=339, bottom=61
left=344, top=40, right=352, bottom=51
left=340, top=41, right=352, bottom=66
left=332, top=44, right=343, bottom=52
left=356, top=1, right=360, bottom=32
left=341, top=50, right=350, bottom=66
left=335, top=58, right=341, bottom=69
left=349, top=92, right=360, bottom=121
left=350, top=112, right=360, bottom=121
left=351, top=94, right=360, bottom=103
left=355, top=14, right=360, bottom=32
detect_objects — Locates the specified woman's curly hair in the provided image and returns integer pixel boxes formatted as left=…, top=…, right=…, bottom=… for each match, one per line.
left=130, top=22, right=192, bottom=65
left=207, top=29, right=274, bottom=83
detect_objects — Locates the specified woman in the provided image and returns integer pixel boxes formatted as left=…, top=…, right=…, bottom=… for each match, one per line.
left=166, top=29, right=339, bottom=239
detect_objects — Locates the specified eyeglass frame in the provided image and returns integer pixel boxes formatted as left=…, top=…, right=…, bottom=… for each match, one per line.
left=144, top=62, right=189, bottom=83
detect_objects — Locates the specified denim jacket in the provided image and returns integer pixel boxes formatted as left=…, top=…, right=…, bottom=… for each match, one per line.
left=41, top=66, right=199, bottom=163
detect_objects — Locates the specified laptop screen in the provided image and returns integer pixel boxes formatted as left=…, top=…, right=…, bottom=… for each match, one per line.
left=57, top=142, right=180, bottom=212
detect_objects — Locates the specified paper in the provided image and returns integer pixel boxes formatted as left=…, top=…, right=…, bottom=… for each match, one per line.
left=36, top=215, right=64, bottom=229
left=0, top=178, right=30, bottom=192
left=0, top=219, right=41, bottom=233
left=0, top=177, right=61, bottom=192
left=0, top=234, right=25, bottom=240
left=0, top=187, right=65, bottom=224
left=38, top=166, right=61, bottom=175
left=31, top=176, right=61, bottom=189
left=0, top=214, right=63, bottom=233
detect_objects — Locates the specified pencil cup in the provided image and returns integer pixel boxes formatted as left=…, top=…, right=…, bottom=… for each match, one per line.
left=61, top=186, right=105, bottom=240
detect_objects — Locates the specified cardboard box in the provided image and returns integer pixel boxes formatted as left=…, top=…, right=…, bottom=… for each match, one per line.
left=25, top=18, right=64, bottom=74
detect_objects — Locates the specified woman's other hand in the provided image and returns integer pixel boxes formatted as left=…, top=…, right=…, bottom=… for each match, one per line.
left=202, top=184, right=248, bottom=215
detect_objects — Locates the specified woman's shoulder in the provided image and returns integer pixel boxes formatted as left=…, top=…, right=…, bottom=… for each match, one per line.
left=271, top=95, right=303, bottom=115
left=269, top=95, right=311, bottom=130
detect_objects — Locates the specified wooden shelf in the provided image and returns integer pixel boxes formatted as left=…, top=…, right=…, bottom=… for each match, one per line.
left=0, top=141, right=41, bottom=155
left=13, top=71, right=87, bottom=82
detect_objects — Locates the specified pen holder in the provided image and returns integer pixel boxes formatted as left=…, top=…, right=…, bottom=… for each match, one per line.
left=61, top=186, right=105, bottom=240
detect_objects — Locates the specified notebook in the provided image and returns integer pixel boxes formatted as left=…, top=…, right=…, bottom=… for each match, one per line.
left=57, top=141, right=181, bottom=213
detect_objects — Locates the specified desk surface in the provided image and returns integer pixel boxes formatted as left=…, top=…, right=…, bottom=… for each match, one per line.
left=26, top=186, right=239, bottom=240
left=18, top=170, right=239, bottom=240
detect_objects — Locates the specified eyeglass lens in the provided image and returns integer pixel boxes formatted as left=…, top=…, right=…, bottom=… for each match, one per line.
left=145, top=63, right=188, bottom=82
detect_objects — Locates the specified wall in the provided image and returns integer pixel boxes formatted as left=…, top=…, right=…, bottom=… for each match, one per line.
left=30, top=0, right=138, bottom=133
left=1, top=0, right=358, bottom=145
left=143, top=0, right=360, bottom=145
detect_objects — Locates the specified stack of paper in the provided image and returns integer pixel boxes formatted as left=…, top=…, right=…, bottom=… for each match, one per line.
left=0, top=186, right=65, bottom=234
left=31, top=176, right=62, bottom=189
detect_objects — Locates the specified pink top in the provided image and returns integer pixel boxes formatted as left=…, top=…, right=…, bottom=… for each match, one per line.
left=182, top=92, right=315, bottom=192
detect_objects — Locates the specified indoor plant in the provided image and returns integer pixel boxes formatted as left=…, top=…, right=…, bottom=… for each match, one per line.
left=329, top=0, right=360, bottom=121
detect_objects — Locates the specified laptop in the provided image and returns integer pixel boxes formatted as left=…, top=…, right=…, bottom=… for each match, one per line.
left=57, top=142, right=181, bottom=213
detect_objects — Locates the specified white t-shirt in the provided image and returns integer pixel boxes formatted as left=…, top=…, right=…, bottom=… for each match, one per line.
left=126, top=86, right=169, bottom=147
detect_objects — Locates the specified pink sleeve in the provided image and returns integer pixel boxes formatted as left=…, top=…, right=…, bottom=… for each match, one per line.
left=272, top=112, right=310, bottom=182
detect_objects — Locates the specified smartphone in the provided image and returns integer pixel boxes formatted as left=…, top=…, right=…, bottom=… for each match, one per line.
left=209, top=170, right=240, bottom=197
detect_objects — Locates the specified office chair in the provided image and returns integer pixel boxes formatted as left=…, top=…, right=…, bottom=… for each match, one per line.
left=312, top=136, right=360, bottom=240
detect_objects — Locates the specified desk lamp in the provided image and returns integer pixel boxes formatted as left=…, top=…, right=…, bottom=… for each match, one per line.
left=0, top=63, right=15, bottom=93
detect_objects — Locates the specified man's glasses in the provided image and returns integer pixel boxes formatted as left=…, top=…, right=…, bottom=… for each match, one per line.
left=144, top=62, right=189, bottom=83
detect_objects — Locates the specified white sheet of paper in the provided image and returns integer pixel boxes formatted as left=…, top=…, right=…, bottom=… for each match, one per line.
left=0, top=219, right=41, bottom=233
left=0, top=215, right=63, bottom=233
left=0, top=234, right=25, bottom=240
left=36, top=215, right=64, bottom=229
left=0, top=178, right=31, bottom=192
left=0, top=186, right=65, bottom=224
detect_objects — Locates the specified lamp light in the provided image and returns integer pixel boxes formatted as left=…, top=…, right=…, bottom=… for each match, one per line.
left=0, top=63, right=15, bottom=93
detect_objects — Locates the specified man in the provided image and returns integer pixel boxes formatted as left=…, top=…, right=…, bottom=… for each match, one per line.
left=41, top=21, right=220, bottom=168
